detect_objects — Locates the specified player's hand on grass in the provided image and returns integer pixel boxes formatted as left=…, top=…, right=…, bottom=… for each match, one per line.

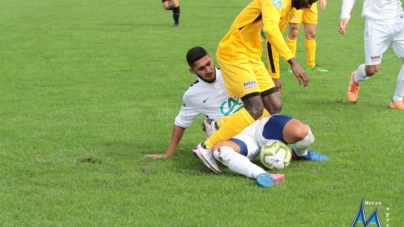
left=338, top=18, right=349, bottom=35
left=288, top=58, right=309, bottom=88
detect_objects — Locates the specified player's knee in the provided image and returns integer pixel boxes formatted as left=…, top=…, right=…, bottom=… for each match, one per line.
left=284, top=120, right=313, bottom=144
left=268, top=102, right=282, bottom=115
left=246, top=106, right=264, bottom=120
left=306, top=31, right=316, bottom=39
left=294, top=127, right=314, bottom=149
left=212, top=141, right=226, bottom=151
left=365, top=65, right=379, bottom=76
left=294, top=124, right=310, bottom=141
left=171, top=0, right=179, bottom=7
left=288, top=26, right=300, bottom=39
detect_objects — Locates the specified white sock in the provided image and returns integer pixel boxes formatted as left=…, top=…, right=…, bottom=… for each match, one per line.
left=293, top=126, right=314, bottom=157
left=392, top=64, right=404, bottom=103
left=213, top=146, right=266, bottom=179
left=353, top=64, right=369, bottom=83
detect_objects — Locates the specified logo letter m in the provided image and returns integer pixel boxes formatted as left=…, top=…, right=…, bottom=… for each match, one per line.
left=351, top=199, right=382, bottom=227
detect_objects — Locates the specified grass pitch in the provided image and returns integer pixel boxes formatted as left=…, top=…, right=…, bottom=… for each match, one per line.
left=0, top=0, right=403, bottom=226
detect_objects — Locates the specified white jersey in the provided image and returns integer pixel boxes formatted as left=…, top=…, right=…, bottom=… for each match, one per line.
left=174, top=68, right=244, bottom=128
left=340, top=0, right=404, bottom=23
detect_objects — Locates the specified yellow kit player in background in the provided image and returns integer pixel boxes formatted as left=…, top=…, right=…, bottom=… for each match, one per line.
left=195, top=0, right=318, bottom=173
left=286, top=0, right=328, bottom=73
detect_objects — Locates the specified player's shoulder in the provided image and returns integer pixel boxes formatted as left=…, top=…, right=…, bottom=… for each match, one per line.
left=183, top=79, right=203, bottom=95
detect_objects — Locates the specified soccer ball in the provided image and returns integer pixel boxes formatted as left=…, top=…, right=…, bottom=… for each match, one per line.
left=259, top=139, right=292, bottom=170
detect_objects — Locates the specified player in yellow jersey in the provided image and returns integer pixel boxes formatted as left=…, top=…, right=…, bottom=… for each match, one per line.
left=286, top=0, right=328, bottom=73
left=195, top=0, right=317, bottom=173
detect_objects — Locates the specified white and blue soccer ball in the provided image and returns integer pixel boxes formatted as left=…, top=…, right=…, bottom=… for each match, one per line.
left=259, top=139, right=292, bottom=170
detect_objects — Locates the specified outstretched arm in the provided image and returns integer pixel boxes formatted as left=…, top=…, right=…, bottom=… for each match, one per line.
left=144, top=125, right=185, bottom=159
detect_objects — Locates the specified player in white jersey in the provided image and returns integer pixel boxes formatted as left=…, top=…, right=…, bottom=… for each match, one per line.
left=338, top=0, right=404, bottom=109
left=197, top=114, right=329, bottom=188
left=146, top=46, right=286, bottom=187
left=145, top=46, right=243, bottom=159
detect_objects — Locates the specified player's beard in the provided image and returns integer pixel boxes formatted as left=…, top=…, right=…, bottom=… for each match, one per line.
left=197, top=73, right=216, bottom=84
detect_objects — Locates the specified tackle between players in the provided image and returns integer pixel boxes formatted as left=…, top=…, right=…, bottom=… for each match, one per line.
left=196, top=114, right=329, bottom=188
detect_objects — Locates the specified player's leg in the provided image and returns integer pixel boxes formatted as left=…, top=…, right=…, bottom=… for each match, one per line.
left=161, top=0, right=172, bottom=10
left=302, top=3, right=328, bottom=72
left=203, top=58, right=265, bottom=148
left=261, top=115, right=329, bottom=161
left=389, top=18, right=404, bottom=109
left=212, top=137, right=281, bottom=187
left=286, top=8, right=302, bottom=73
left=254, top=60, right=282, bottom=114
left=216, top=109, right=270, bottom=129
left=171, top=0, right=180, bottom=27
left=196, top=58, right=264, bottom=173
left=348, top=20, right=388, bottom=103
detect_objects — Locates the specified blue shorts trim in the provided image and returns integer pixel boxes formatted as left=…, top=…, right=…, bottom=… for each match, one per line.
left=262, top=114, right=293, bottom=143
left=229, top=138, right=248, bottom=157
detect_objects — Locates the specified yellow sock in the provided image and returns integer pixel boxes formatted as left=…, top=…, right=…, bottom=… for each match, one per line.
left=304, top=38, right=316, bottom=68
left=204, top=108, right=256, bottom=148
left=286, top=37, right=297, bottom=56
left=216, top=109, right=270, bottom=127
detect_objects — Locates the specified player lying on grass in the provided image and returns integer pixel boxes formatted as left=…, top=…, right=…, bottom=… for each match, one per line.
left=144, top=46, right=243, bottom=159
left=195, top=114, right=329, bottom=188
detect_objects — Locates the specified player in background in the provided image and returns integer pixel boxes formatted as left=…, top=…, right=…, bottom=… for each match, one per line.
left=161, top=0, right=180, bottom=27
left=199, top=114, right=329, bottom=187
left=338, top=0, right=404, bottom=109
left=144, top=46, right=243, bottom=159
left=286, top=0, right=328, bottom=73
left=195, top=0, right=317, bottom=174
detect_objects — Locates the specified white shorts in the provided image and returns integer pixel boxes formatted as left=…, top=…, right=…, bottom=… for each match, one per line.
left=230, top=115, right=292, bottom=160
left=364, top=16, right=404, bottom=65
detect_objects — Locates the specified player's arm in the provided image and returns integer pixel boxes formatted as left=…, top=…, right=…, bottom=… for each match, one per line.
left=338, top=0, right=356, bottom=34
left=145, top=125, right=186, bottom=159
left=144, top=94, right=200, bottom=159
left=320, top=0, right=327, bottom=10
left=261, top=1, right=309, bottom=88
left=261, top=1, right=294, bottom=65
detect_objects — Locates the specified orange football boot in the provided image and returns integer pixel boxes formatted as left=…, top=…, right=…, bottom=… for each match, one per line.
left=347, top=71, right=360, bottom=103
left=389, top=100, right=404, bottom=110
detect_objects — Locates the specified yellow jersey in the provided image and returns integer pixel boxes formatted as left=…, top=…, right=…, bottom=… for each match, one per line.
left=217, top=0, right=293, bottom=63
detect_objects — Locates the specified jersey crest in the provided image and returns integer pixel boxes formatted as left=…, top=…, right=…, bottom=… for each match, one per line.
left=220, top=97, right=243, bottom=116
left=272, top=0, right=283, bottom=8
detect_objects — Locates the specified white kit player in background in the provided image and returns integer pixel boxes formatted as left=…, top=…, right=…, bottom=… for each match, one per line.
left=338, top=0, right=404, bottom=109
left=145, top=46, right=243, bottom=159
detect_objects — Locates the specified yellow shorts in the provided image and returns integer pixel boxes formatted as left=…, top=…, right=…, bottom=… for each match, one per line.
left=216, top=58, right=275, bottom=98
left=289, top=2, right=318, bottom=24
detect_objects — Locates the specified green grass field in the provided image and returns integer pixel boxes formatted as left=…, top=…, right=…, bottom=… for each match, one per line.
left=0, top=0, right=403, bottom=226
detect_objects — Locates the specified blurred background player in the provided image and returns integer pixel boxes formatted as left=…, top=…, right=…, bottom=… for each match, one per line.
left=286, top=0, right=328, bottom=73
left=195, top=0, right=317, bottom=173
left=338, top=0, right=404, bottom=109
left=198, top=114, right=329, bottom=187
left=144, top=46, right=243, bottom=159
left=161, top=0, right=180, bottom=27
